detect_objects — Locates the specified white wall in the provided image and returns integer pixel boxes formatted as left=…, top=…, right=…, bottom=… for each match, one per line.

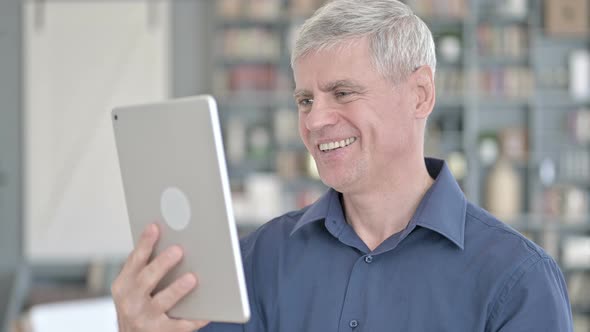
left=24, top=1, right=170, bottom=261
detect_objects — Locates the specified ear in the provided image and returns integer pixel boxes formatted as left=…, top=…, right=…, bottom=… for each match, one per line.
left=412, top=66, right=435, bottom=119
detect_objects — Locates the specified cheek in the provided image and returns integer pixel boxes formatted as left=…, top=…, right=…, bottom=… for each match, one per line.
left=298, top=113, right=305, bottom=135
left=375, top=111, right=413, bottom=151
left=298, top=114, right=310, bottom=145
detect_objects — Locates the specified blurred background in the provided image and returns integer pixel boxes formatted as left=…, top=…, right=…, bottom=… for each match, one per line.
left=0, top=0, right=589, bottom=331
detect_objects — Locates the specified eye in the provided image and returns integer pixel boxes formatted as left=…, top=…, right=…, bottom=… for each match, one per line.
left=297, top=98, right=314, bottom=110
left=335, top=91, right=353, bottom=98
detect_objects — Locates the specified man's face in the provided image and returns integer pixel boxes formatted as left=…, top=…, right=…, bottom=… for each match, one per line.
left=293, top=38, right=422, bottom=193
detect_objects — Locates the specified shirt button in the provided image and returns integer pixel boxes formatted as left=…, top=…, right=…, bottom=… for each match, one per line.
left=364, top=255, right=373, bottom=263
left=349, top=319, right=359, bottom=328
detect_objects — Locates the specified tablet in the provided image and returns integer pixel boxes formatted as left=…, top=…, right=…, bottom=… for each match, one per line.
left=111, top=95, right=250, bottom=323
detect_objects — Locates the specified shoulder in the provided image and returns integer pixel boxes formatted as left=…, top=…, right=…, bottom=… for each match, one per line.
left=464, top=203, right=570, bottom=325
left=462, top=202, right=557, bottom=296
left=239, top=206, right=310, bottom=257
left=465, top=202, right=548, bottom=261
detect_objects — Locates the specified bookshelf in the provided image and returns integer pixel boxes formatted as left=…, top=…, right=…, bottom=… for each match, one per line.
left=213, top=0, right=328, bottom=226
left=4, top=0, right=587, bottom=330
left=212, top=0, right=590, bottom=327
left=469, top=1, right=590, bottom=328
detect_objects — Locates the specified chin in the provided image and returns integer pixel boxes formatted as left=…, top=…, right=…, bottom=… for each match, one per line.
left=318, top=171, right=355, bottom=193
left=317, top=160, right=368, bottom=192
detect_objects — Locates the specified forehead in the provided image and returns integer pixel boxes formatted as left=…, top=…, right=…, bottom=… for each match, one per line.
left=292, top=38, right=375, bottom=86
left=294, top=37, right=371, bottom=68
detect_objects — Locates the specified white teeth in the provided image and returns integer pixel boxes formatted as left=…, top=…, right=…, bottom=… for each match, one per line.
left=319, top=137, right=356, bottom=152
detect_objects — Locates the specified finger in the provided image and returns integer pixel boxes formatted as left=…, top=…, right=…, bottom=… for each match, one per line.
left=190, top=320, right=211, bottom=330
left=151, top=273, right=197, bottom=313
left=122, top=223, right=160, bottom=276
left=137, top=245, right=183, bottom=294
left=112, top=224, right=160, bottom=300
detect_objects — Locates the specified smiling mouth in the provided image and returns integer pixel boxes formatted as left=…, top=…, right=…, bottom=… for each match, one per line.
left=318, top=137, right=357, bottom=152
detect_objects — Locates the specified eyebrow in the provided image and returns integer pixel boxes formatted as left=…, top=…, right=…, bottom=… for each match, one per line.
left=293, top=79, right=366, bottom=98
left=293, top=89, right=311, bottom=99
left=320, top=80, right=365, bottom=92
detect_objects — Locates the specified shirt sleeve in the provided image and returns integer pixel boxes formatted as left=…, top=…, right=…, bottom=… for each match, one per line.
left=485, top=255, right=573, bottom=332
left=196, top=309, right=264, bottom=332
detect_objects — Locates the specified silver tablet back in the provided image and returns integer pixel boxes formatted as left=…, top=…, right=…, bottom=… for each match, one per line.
left=112, top=95, right=250, bottom=323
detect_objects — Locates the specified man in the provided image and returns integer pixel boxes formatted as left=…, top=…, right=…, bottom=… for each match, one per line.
left=111, top=0, right=573, bottom=331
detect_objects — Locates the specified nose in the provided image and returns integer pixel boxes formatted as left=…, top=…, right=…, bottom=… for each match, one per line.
left=304, top=100, right=338, bottom=132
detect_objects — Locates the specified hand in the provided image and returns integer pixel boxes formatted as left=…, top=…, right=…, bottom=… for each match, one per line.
left=111, top=224, right=210, bottom=332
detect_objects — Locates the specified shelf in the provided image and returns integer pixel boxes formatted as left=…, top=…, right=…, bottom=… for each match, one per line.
left=477, top=15, right=530, bottom=26
left=573, top=305, right=590, bottom=316
left=422, top=17, right=464, bottom=32
left=477, top=98, right=531, bottom=108
left=217, top=92, right=296, bottom=110
left=533, top=90, right=590, bottom=108
left=237, top=222, right=264, bottom=236
left=565, top=266, right=590, bottom=273
left=437, top=59, right=463, bottom=67
left=218, top=108, right=269, bottom=123
left=477, top=56, right=529, bottom=67
left=228, top=157, right=274, bottom=176
left=218, top=17, right=288, bottom=28
left=438, top=130, right=463, bottom=140
left=506, top=215, right=590, bottom=233
left=277, top=141, right=306, bottom=151
left=218, top=57, right=280, bottom=66
left=283, top=176, right=325, bottom=191
left=436, top=96, right=465, bottom=108
left=532, top=33, right=590, bottom=47
left=554, top=178, right=590, bottom=189
left=422, top=17, right=464, bottom=25
left=29, top=263, right=89, bottom=282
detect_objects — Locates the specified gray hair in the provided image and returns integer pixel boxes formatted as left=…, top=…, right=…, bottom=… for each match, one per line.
left=291, top=0, right=436, bottom=83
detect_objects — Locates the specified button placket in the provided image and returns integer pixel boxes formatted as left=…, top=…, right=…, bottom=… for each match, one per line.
left=338, top=258, right=369, bottom=331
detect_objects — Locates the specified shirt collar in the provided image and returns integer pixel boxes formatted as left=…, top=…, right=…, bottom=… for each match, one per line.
left=290, top=158, right=466, bottom=249
left=413, top=158, right=466, bottom=249
left=290, top=187, right=343, bottom=236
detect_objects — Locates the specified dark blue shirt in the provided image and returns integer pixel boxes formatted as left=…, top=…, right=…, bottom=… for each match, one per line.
left=202, top=158, right=573, bottom=331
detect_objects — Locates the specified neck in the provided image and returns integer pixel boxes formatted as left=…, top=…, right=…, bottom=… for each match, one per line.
left=342, top=156, right=434, bottom=251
